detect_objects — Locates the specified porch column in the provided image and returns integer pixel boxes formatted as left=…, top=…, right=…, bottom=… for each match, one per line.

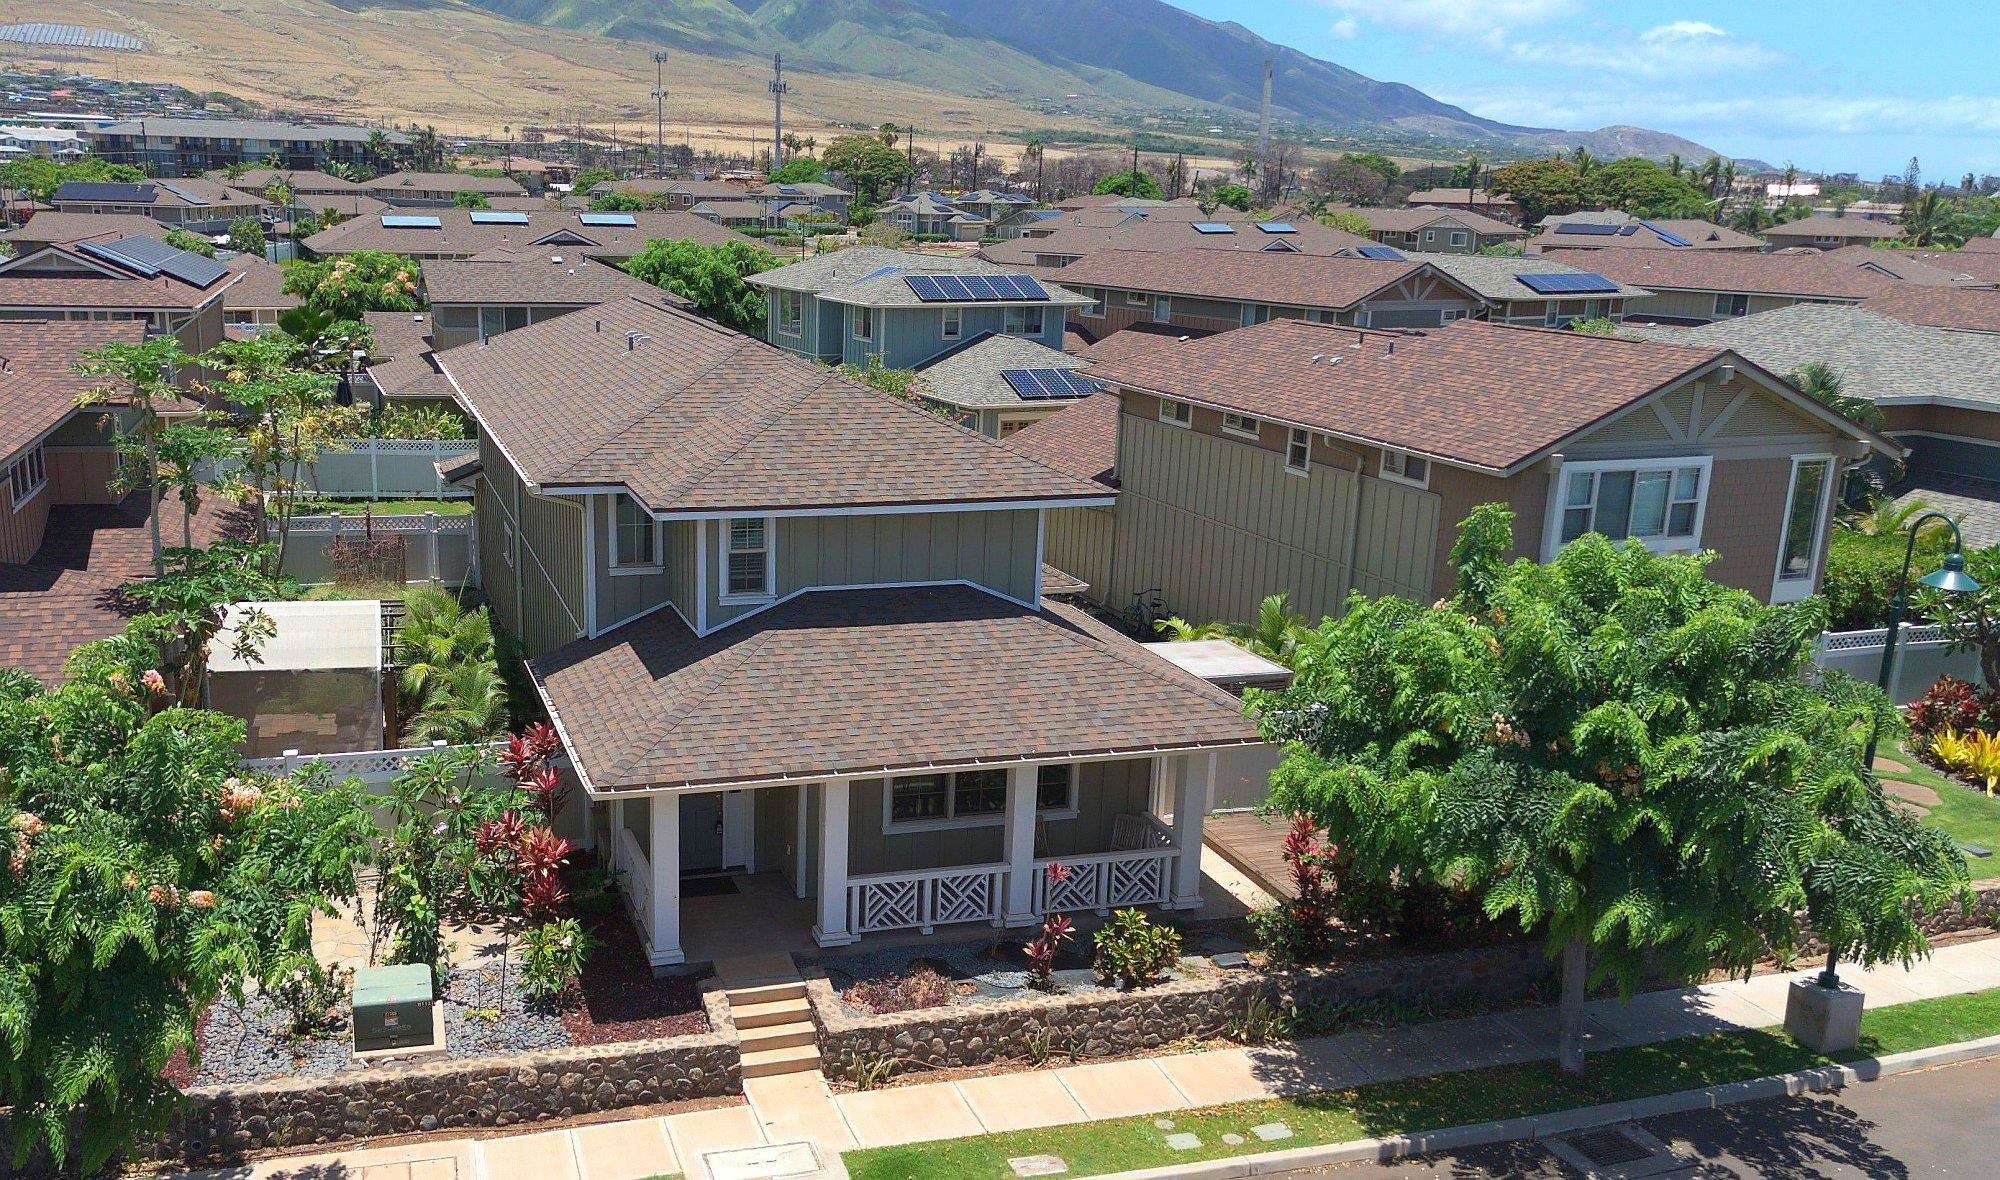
left=813, top=780, right=856, bottom=946
left=608, top=799, right=625, bottom=872
left=1000, top=763, right=1040, bottom=927
left=1168, top=752, right=1212, bottom=909
left=649, top=796, right=684, bottom=966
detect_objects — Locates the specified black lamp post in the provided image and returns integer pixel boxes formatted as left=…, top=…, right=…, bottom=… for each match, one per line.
left=1821, top=510, right=1980, bottom=989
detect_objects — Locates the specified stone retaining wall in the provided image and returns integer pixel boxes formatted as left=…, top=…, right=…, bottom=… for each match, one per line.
left=807, top=941, right=1548, bottom=1084
left=150, top=985, right=740, bottom=1165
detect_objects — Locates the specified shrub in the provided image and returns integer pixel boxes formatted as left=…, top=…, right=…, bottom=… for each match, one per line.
left=1906, top=676, right=2000, bottom=744
left=519, top=917, right=593, bottom=1000
left=366, top=403, right=472, bottom=440
left=1091, top=908, right=1182, bottom=989
left=1023, top=863, right=1076, bottom=990
left=1932, top=728, right=2000, bottom=795
left=841, top=963, right=954, bottom=1014
left=1822, top=528, right=1947, bottom=631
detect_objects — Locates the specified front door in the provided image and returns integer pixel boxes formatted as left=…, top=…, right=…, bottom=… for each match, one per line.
left=680, top=794, right=726, bottom=875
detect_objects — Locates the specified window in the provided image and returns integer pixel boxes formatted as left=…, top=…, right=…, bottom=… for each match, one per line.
left=1125, top=290, right=1151, bottom=306
left=1380, top=448, right=1429, bottom=487
left=1544, top=300, right=1588, bottom=328
left=6, top=444, right=45, bottom=508
left=1004, top=305, right=1044, bottom=335
left=479, top=305, right=528, bottom=341
left=852, top=305, right=873, bottom=341
left=1036, top=764, right=1077, bottom=814
left=723, top=517, right=772, bottom=599
left=1773, top=456, right=1834, bottom=602
left=500, top=519, right=515, bottom=567
left=1556, top=460, right=1708, bottom=554
left=1713, top=293, right=1750, bottom=318
left=1286, top=428, right=1311, bottom=473
left=1158, top=397, right=1192, bottom=427
left=1423, top=229, right=1437, bottom=242
left=941, top=306, right=961, bottom=338
left=1450, top=231, right=1469, bottom=247
left=611, top=495, right=658, bottom=570
left=887, top=765, right=1077, bottom=829
left=1084, top=287, right=1105, bottom=316
left=776, top=289, right=802, bottom=336
left=1220, top=411, right=1260, bottom=439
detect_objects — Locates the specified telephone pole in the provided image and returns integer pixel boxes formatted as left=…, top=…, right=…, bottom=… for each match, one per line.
left=769, top=53, right=789, bottom=170
left=651, top=50, right=669, bottom=176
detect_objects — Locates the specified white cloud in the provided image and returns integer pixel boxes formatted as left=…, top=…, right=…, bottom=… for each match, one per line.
left=1511, top=22, right=1781, bottom=76
left=1639, top=20, right=1728, bottom=43
left=1318, top=0, right=1574, bottom=43
left=1328, top=17, right=1359, bottom=39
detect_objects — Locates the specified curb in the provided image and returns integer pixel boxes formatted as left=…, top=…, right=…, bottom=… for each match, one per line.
left=1094, top=1032, right=2000, bottom=1180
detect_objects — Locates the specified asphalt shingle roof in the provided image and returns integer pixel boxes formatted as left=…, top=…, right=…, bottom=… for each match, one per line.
left=364, top=171, right=527, bottom=196
left=1532, top=217, right=1762, bottom=251
left=302, top=209, right=757, bottom=259
left=1544, top=248, right=1901, bottom=301
left=1764, top=216, right=1904, bottom=240
left=1406, top=252, right=1651, bottom=302
left=419, top=257, right=678, bottom=306
left=1863, top=284, right=2000, bottom=333
left=916, top=333, right=1091, bottom=410
left=1337, top=206, right=1525, bottom=236
left=980, top=217, right=1373, bottom=268
left=1052, top=248, right=1471, bottom=311
left=0, top=319, right=142, bottom=461
left=222, top=254, right=301, bottom=313
left=747, top=248, right=1090, bottom=307
left=1004, top=390, right=1121, bottom=486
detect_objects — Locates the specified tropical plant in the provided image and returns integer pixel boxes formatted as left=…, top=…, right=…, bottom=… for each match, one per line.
left=226, top=216, right=267, bottom=257
left=1902, top=189, right=1953, bottom=247
left=163, top=226, right=216, bottom=257
left=1157, top=593, right=1316, bottom=668
left=1585, top=156, right=1710, bottom=219
left=1092, top=170, right=1164, bottom=200
left=1567, top=317, right=1619, bottom=336
left=453, top=189, right=491, bottom=209
left=108, top=418, right=235, bottom=551
left=365, top=129, right=397, bottom=173
left=406, top=661, right=508, bottom=743
left=74, top=336, right=191, bottom=572
left=1023, top=862, right=1075, bottom=991
left=1091, top=907, right=1182, bottom=989
left=519, top=917, right=594, bottom=1000
left=1843, top=494, right=1949, bottom=538
left=1905, top=676, right=2000, bottom=745
left=1787, top=361, right=1884, bottom=429
left=1821, top=527, right=1949, bottom=631
left=768, top=157, right=826, bottom=184
left=282, top=250, right=422, bottom=320
left=1255, top=502, right=1970, bottom=1074
left=624, top=238, right=778, bottom=334
left=1917, top=544, right=2000, bottom=691
left=365, top=402, right=472, bottom=440
left=1211, top=183, right=1253, bottom=211
left=1931, top=728, right=2000, bottom=795
left=1488, top=158, right=1590, bottom=224
left=1317, top=210, right=1373, bottom=237
left=0, top=156, right=145, bottom=202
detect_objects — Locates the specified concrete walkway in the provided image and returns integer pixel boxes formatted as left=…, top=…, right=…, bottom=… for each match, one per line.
left=184, top=938, right=2000, bottom=1180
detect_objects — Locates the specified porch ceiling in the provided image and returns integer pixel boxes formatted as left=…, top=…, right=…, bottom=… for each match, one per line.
left=529, top=585, right=1261, bottom=795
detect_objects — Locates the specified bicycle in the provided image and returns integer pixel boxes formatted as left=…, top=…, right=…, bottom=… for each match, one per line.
left=1122, top=587, right=1169, bottom=638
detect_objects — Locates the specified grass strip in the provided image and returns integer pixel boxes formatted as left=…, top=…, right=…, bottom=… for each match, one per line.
left=844, top=983, right=2000, bottom=1180
left=1881, top=750, right=2000, bottom=877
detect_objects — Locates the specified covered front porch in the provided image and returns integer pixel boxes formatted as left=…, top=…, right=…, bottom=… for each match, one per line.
left=590, top=751, right=1220, bottom=968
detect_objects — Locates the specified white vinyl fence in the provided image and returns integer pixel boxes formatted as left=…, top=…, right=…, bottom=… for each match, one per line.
left=1811, top=624, right=1982, bottom=704
left=305, top=439, right=477, bottom=500
left=242, top=741, right=587, bottom=844
left=282, top=511, right=479, bottom=589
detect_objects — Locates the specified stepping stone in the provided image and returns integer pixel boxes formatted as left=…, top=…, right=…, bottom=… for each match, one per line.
left=1222, top=1133, right=1245, bottom=1145
left=1872, top=755, right=1912, bottom=773
left=1889, top=798, right=1928, bottom=818
left=1251, top=1122, right=1293, bottom=1142
left=1165, top=1133, right=1203, bottom=1151
left=1883, top=779, right=1942, bottom=807
left=1960, top=842, right=1993, bottom=858
left=1008, top=1156, right=1069, bottom=1177
left=1153, top=1119, right=1175, bottom=1130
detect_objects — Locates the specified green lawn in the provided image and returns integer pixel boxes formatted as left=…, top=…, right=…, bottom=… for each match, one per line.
left=292, top=497, right=474, bottom=517
left=1879, top=748, right=2000, bottom=877
left=843, top=985, right=2000, bottom=1180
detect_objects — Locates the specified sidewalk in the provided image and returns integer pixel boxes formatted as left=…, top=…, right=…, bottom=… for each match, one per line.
left=184, top=937, right=2000, bottom=1180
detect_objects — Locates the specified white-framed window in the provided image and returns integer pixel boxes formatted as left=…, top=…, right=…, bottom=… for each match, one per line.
left=611, top=494, right=660, bottom=571
left=776, top=289, right=802, bottom=336
left=852, top=305, right=873, bottom=342
left=1449, top=230, right=1469, bottom=247
left=1220, top=411, right=1261, bottom=439
left=1772, top=455, right=1835, bottom=603
left=1036, top=764, right=1078, bottom=817
left=1083, top=287, right=1105, bottom=316
left=1158, top=397, right=1192, bottom=427
left=1423, top=229, right=1437, bottom=242
left=885, top=764, right=1078, bottom=831
left=1380, top=448, right=1429, bottom=488
left=942, top=306, right=961, bottom=338
left=500, top=518, right=515, bottom=567
left=1545, top=300, right=1588, bottom=328
left=1551, top=458, right=1710, bottom=556
left=1125, top=290, right=1150, bottom=306
left=1442, top=308, right=1467, bottom=321
left=6, top=444, right=45, bottom=509
left=722, top=516, right=773, bottom=600
left=1285, top=428, right=1311, bottom=474
left=1713, top=293, right=1750, bottom=318
left=1004, top=305, right=1044, bottom=335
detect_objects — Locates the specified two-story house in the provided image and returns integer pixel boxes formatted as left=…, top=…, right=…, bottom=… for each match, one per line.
left=745, top=181, right=852, bottom=221
left=301, top=209, right=759, bottom=263
left=1529, top=213, right=1765, bottom=254
left=1411, top=252, right=1653, bottom=326
left=436, top=297, right=1259, bottom=967
left=363, top=171, right=529, bottom=207
left=50, top=179, right=269, bottom=236
left=746, top=248, right=1092, bottom=370
left=421, top=255, right=681, bottom=350
left=0, top=235, right=239, bottom=362
left=879, top=192, right=988, bottom=240
left=1334, top=206, right=1528, bottom=254
left=1555, top=249, right=1901, bottom=324
left=979, top=216, right=1373, bottom=275
left=952, top=191, right=1034, bottom=224
left=1011, top=318, right=1897, bottom=628
left=1762, top=215, right=1904, bottom=252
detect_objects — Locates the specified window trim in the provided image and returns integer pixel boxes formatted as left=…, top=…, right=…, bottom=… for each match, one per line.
left=1285, top=427, right=1311, bottom=475
left=1713, top=292, right=1750, bottom=318
left=609, top=493, right=663, bottom=575
left=6, top=444, right=45, bottom=510
left=500, top=518, right=515, bottom=568
left=852, top=304, right=873, bottom=342
left=1449, top=230, right=1469, bottom=247
left=776, top=289, right=802, bottom=337
left=718, top=515, right=776, bottom=604
left=882, top=763, right=1079, bottom=833
left=1124, top=290, right=1151, bottom=306
left=1770, top=453, right=1836, bottom=604
left=1378, top=448, right=1430, bottom=489
left=1004, top=304, right=1044, bottom=336
left=1542, top=456, right=1713, bottom=560
left=941, top=306, right=961, bottom=339
left=1158, top=397, right=1193, bottom=428
left=1220, top=411, right=1261, bottom=440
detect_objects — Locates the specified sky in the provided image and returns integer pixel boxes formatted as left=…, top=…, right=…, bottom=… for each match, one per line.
left=1170, top=0, right=1998, bottom=180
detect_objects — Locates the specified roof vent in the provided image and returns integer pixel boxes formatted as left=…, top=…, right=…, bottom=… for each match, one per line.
left=625, top=330, right=651, bottom=352
left=1309, top=353, right=1325, bottom=363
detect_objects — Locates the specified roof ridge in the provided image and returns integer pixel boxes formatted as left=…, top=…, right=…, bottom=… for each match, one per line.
left=553, top=325, right=774, bottom=488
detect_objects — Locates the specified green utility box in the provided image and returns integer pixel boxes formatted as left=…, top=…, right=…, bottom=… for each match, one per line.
left=352, top=963, right=436, bottom=1052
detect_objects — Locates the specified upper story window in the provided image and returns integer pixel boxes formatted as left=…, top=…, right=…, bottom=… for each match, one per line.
left=1124, top=290, right=1150, bottom=306
left=1153, top=296, right=1173, bottom=323
left=479, top=305, right=529, bottom=342
left=1380, top=448, right=1429, bottom=487
left=1713, top=293, right=1750, bottom=318
left=1773, top=456, right=1834, bottom=603
left=776, top=289, right=802, bottom=336
left=611, top=494, right=659, bottom=570
left=852, top=305, right=874, bottom=342
left=723, top=516, right=774, bottom=600
left=1286, top=428, right=1311, bottom=474
left=1004, top=305, right=1044, bottom=335
left=6, top=444, right=45, bottom=509
left=1159, top=397, right=1192, bottom=427
left=1220, top=411, right=1260, bottom=439
left=1555, top=459, right=1708, bottom=556
left=942, top=307, right=961, bottom=338
left=1083, top=287, right=1105, bottom=315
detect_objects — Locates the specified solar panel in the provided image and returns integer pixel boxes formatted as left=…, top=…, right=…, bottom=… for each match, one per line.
left=1256, top=222, right=1297, bottom=234
left=1001, top=369, right=1097, bottom=400
left=1355, top=245, right=1405, bottom=260
left=1553, top=222, right=1619, bottom=236
left=155, top=181, right=210, bottom=207
left=578, top=212, right=638, bottom=227
left=1192, top=222, right=1236, bottom=235
left=1638, top=220, right=1693, bottom=247
left=54, top=181, right=156, bottom=204
left=469, top=210, right=530, bottom=225
left=1617, top=224, right=1640, bottom=236
left=1516, top=272, right=1621, bottom=295
left=382, top=214, right=441, bottom=229
left=77, top=236, right=228, bottom=287
left=902, top=273, right=1049, bottom=302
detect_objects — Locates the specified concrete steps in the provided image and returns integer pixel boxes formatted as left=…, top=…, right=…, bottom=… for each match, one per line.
left=717, top=953, right=820, bottom=1079
left=741, top=1040, right=822, bottom=1078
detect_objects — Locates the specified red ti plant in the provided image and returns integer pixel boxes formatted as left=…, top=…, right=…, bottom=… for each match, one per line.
left=1282, top=812, right=1334, bottom=956
left=501, top=722, right=571, bottom=822
left=1023, top=861, right=1075, bottom=991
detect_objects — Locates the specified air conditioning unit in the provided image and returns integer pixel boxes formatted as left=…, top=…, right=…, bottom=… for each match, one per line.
left=352, top=963, right=437, bottom=1053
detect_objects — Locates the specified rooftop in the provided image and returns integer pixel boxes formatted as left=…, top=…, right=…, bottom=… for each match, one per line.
left=301, top=208, right=758, bottom=258
left=745, top=248, right=1091, bottom=308
left=0, top=318, right=143, bottom=461
left=1543, top=247, right=1900, bottom=301
left=1333, top=205, right=1525, bottom=237
left=364, top=171, right=527, bottom=196
left=1051, top=248, right=1474, bottom=311
left=1404, top=251, right=1650, bottom=302
left=221, top=253, right=301, bottom=312
left=1764, top=215, right=1904, bottom=239
left=915, top=333, right=1094, bottom=411
left=981, top=217, right=1373, bottom=268
left=4, top=211, right=170, bottom=247
left=1532, top=216, right=1762, bottom=251
left=1861, top=284, right=2000, bottom=334
left=92, top=118, right=406, bottom=143
left=1004, top=390, right=1122, bottom=486
left=419, top=256, right=677, bottom=307
left=52, top=177, right=266, bottom=209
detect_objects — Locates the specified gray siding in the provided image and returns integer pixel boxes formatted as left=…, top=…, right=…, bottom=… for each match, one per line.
left=476, top=437, right=585, bottom=657
left=589, top=494, right=696, bottom=632
left=1043, top=505, right=1116, bottom=603
left=754, top=785, right=800, bottom=891
left=845, top=759, right=1152, bottom=876
left=841, top=303, right=1068, bottom=369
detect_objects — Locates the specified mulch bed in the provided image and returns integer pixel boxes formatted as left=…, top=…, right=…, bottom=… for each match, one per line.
left=559, top=903, right=710, bottom=1045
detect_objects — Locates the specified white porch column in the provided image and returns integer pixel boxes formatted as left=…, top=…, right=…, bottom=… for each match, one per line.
left=1000, top=763, right=1040, bottom=927
left=649, top=796, right=684, bottom=966
left=1168, top=752, right=1212, bottom=909
left=608, top=799, right=625, bottom=872
left=813, top=780, right=857, bottom=946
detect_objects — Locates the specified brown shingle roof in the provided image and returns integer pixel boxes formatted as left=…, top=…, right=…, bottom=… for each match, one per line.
left=1862, top=284, right=2000, bottom=334
left=1543, top=248, right=1899, bottom=301
left=530, top=585, right=1260, bottom=793
left=0, top=319, right=143, bottom=461
left=981, top=218, right=1372, bottom=268
left=1889, top=248, right=2000, bottom=285
left=1079, top=323, right=1214, bottom=363
left=420, top=257, right=678, bottom=306
left=363, top=310, right=433, bottom=361
left=1336, top=206, right=1525, bottom=236
left=1005, top=391, right=1120, bottom=486
left=1051, top=248, right=1470, bottom=311
left=1532, top=218, right=1763, bottom=251
left=364, top=171, right=527, bottom=196
left=5, top=212, right=171, bottom=249
left=1089, top=318, right=1727, bottom=473
left=1764, top=216, right=1903, bottom=241
left=302, top=209, right=758, bottom=259
left=0, top=275, right=223, bottom=310
left=222, top=254, right=302, bottom=313
left=437, top=297, right=1111, bottom=514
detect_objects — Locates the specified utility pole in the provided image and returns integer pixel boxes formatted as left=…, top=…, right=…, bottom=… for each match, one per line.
left=906, top=124, right=916, bottom=196
left=652, top=50, right=669, bottom=177
left=1256, top=58, right=1273, bottom=161
left=769, top=53, right=789, bottom=171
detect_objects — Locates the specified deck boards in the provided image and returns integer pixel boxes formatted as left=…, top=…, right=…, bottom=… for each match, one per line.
left=1204, top=811, right=1296, bottom=900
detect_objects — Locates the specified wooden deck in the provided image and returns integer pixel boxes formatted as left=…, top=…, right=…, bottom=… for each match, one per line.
left=1204, top=811, right=1295, bottom=900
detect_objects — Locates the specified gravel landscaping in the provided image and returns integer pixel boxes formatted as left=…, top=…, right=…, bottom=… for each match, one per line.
left=806, top=932, right=1229, bottom=1017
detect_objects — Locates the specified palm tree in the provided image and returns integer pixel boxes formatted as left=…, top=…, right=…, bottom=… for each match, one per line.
left=405, top=662, right=508, bottom=743
left=396, top=589, right=495, bottom=709
left=1462, top=152, right=1482, bottom=207
left=364, top=129, right=394, bottom=176
left=1787, top=361, right=1884, bottom=429
left=1698, top=155, right=1724, bottom=199
left=1022, top=137, right=1045, bottom=202
left=1570, top=146, right=1596, bottom=176
left=1666, top=153, right=1682, bottom=178
left=1844, top=494, right=1954, bottom=538
left=878, top=123, right=900, bottom=148
left=1901, top=189, right=1950, bottom=246
left=324, top=161, right=359, bottom=182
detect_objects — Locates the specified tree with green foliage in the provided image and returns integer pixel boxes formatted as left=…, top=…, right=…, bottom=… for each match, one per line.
left=1317, top=210, right=1373, bottom=237
left=0, top=156, right=145, bottom=203
left=452, top=189, right=491, bottom=210
left=1256, top=504, right=1969, bottom=1075
left=1488, top=158, right=1592, bottom=224
left=589, top=191, right=651, bottom=212
left=1337, top=151, right=1401, bottom=183
left=768, top=157, right=827, bottom=185
left=824, top=134, right=912, bottom=204
left=570, top=167, right=616, bottom=193
left=75, top=336, right=192, bottom=573
left=1920, top=544, right=2000, bottom=692
left=163, top=227, right=216, bottom=258
left=1093, top=170, right=1165, bottom=200
left=109, top=419, right=235, bottom=551
left=1787, top=361, right=1884, bottom=429
left=1584, top=156, right=1711, bottom=218
left=282, top=250, right=421, bottom=320
left=1211, top=183, right=1253, bottom=211
left=226, top=216, right=266, bottom=257
left=624, top=238, right=777, bottom=334
left=1567, top=317, right=1620, bottom=336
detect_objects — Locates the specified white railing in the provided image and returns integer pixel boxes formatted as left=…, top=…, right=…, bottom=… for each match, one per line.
left=620, top=827, right=654, bottom=941
left=847, top=863, right=1009, bottom=934
left=1035, top=846, right=1178, bottom=915
left=281, top=511, right=479, bottom=589
left=239, top=739, right=508, bottom=780
left=288, top=512, right=474, bottom=536
left=1812, top=624, right=1979, bottom=705
left=1815, top=624, right=1950, bottom=654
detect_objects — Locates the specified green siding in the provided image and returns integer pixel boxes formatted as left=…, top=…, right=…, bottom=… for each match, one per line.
left=1042, top=505, right=1116, bottom=604
left=477, top=439, right=586, bottom=657
left=844, top=759, right=1153, bottom=876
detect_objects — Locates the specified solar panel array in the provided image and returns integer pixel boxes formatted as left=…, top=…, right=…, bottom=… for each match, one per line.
left=469, top=210, right=531, bottom=225
left=903, top=274, right=1049, bottom=302
left=1515, top=272, right=1621, bottom=295
left=1192, top=222, right=1237, bottom=235
left=382, top=214, right=442, bottom=229
left=578, top=212, right=638, bottom=227
left=155, top=181, right=211, bottom=207
left=1553, top=222, right=1619, bottom=236
left=76, top=236, right=229, bottom=288
left=54, top=182, right=157, bottom=204
left=1256, top=222, right=1297, bottom=234
left=1354, top=245, right=1406, bottom=260
left=0, top=23, right=143, bottom=50
left=855, top=265, right=907, bottom=283
left=1637, top=220, right=1693, bottom=247
left=1000, top=369, right=1097, bottom=400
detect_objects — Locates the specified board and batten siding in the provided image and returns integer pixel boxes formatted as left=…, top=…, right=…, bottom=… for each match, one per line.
left=1042, top=505, right=1116, bottom=604
left=589, top=496, right=700, bottom=633
left=844, top=759, right=1152, bottom=877
left=476, top=438, right=585, bottom=657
